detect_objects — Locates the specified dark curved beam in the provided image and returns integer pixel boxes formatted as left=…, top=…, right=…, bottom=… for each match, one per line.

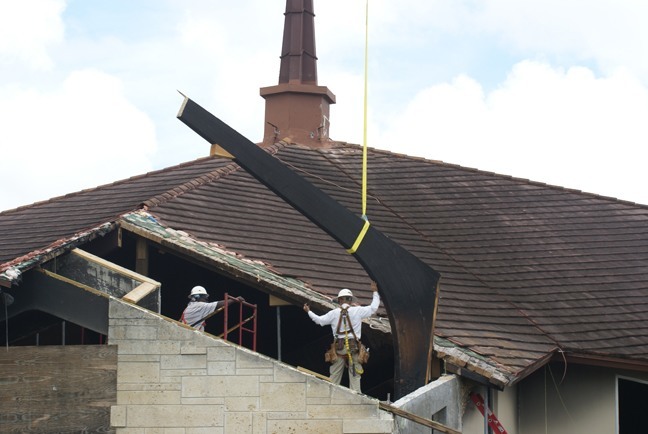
left=177, top=96, right=440, bottom=398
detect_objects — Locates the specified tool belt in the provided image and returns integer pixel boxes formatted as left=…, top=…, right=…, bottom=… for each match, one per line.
left=324, top=308, right=370, bottom=365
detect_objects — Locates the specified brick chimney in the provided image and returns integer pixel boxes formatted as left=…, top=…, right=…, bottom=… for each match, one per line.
left=260, top=0, right=336, bottom=147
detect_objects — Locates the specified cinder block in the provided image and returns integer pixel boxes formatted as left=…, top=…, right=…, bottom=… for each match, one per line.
left=110, top=405, right=127, bottom=427
left=126, top=404, right=224, bottom=427
left=182, top=375, right=259, bottom=398
left=207, top=346, right=236, bottom=361
left=265, top=412, right=308, bottom=420
left=110, top=325, right=128, bottom=340
left=207, top=361, right=236, bottom=375
left=236, top=367, right=274, bottom=376
left=181, top=397, right=226, bottom=406
left=259, top=383, right=306, bottom=412
left=112, top=318, right=160, bottom=328
left=181, top=344, right=208, bottom=354
left=161, top=369, right=208, bottom=380
left=118, top=361, right=160, bottom=384
left=110, top=299, right=152, bottom=319
left=225, top=412, right=252, bottom=434
left=117, top=340, right=181, bottom=355
left=161, top=354, right=207, bottom=370
left=117, top=390, right=181, bottom=405
left=236, top=349, right=273, bottom=369
left=119, top=354, right=161, bottom=363
left=258, top=374, right=274, bottom=383
left=274, top=366, right=307, bottom=383
left=124, top=325, right=159, bottom=340
left=118, top=382, right=180, bottom=392
left=267, top=420, right=342, bottom=434
left=225, top=397, right=259, bottom=412
left=306, top=378, right=331, bottom=398
left=307, top=404, right=377, bottom=419
left=252, top=412, right=267, bottom=434
left=330, top=387, right=369, bottom=405
left=186, top=428, right=224, bottom=434
left=306, top=397, right=331, bottom=405
left=343, top=418, right=394, bottom=433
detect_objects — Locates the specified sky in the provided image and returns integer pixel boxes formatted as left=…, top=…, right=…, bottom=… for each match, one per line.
left=1, top=0, right=647, bottom=212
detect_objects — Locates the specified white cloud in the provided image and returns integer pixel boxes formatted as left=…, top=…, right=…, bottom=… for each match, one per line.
left=0, top=69, right=156, bottom=210
left=373, top=61, right=648, bottom=203
left=464, top=0, right=648, bottom=80
left=0, top=0, right=66, bottom=69
left=1, top=0, right=647, bottom=211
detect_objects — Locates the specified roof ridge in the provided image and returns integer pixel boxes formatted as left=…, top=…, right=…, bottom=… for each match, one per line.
left=144, top=144, right=285, bottom=208
left=143, top=162, right=242, bottom=208
left=330, top=141, right=648, bottom=208
left=0, top=155, right=219, bottom=216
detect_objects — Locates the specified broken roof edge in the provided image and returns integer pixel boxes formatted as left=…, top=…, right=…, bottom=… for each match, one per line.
left=434, top=336, right=516, bottom=388
left=0, top=221, right=116, bottom=287
left=119, top=210, right=520, bottom=388
left=121, top=211, right=393, bottom=337
left=119, top=210, right=334, bottom=306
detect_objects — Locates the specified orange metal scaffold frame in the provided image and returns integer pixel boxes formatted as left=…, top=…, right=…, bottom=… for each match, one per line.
left=220, top=293, right=257, bottom=352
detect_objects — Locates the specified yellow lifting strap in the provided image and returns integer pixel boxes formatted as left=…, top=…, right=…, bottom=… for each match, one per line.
left=348, top=0, right=371, bottom=255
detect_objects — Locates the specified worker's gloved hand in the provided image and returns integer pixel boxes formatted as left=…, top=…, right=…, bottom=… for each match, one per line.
left=303, top=303, right=310, bottom=313
left=236, top=296, right=245, bottom=302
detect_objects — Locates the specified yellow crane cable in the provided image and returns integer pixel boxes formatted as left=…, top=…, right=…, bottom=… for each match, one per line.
left=362, top=0, right=369, bottom=218
left=347, top=0, right=371, bottom=256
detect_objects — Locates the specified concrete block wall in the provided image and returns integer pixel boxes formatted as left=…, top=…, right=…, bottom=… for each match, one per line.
left=108, top=299, right=394, bottom=434
left=392, top=374, right=462, bottom=434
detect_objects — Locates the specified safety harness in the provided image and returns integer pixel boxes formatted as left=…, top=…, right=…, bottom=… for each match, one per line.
left=336, top=307, right=363, bottom=376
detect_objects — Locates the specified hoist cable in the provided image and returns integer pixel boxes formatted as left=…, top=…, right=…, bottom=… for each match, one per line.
left=348, top=0, right=372, bottom=255
left=361, top=0, right=369, bottom=218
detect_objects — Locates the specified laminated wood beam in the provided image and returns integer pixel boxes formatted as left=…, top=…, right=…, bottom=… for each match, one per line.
left=177, top=96, right=441, bottom=398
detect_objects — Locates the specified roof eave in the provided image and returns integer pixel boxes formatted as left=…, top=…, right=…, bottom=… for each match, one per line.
left=0, top=222, right=116, bottom=287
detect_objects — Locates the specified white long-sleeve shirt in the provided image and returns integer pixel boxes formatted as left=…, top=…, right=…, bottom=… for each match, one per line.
left=307, top=291, right=380, bottom=339
left=182, top=300, right=225, bottom=331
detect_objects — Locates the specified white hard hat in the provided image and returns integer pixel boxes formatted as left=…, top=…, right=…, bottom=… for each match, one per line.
left=338, top=288, right=353, bottom=298
left=189, top=286, right=208, bottom=298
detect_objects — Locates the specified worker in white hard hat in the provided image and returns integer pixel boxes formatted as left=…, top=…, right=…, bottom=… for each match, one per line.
left=181, top=285, right=244, bottom=331
left=303, top=281, right=380, bottom=392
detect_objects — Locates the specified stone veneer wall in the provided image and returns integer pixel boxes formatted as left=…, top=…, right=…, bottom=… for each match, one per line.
left=108, top=299, right=394, bottom=434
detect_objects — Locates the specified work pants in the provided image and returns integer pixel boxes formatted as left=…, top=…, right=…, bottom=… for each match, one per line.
left=330, top=351, right=362, bottom=392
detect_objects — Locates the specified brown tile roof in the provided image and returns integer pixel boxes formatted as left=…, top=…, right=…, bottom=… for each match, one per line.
left=2, top=141, right=648, bottom=384
left=0, top=156, right=232, bottom=269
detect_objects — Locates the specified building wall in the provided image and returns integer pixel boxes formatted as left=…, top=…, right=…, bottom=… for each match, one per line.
left=461, top=386, right=516, bottom=434
left=391, top=374, right=462, bottom=434
left=108, top=298, right=394, bottom=433
left=518, top=363, right=648, bottom=434
left=496, top=385, right=518, bottom=433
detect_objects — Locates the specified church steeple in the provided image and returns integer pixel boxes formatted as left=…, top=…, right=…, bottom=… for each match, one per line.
left=260, top=0, right=336, bottom=147
left=279, top=0, right=318, bottom=85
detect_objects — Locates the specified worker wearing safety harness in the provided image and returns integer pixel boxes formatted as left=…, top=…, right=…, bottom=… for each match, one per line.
left=181, top=286, right=244, bottom=331
left=304, top=282, right=380, bottom=392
